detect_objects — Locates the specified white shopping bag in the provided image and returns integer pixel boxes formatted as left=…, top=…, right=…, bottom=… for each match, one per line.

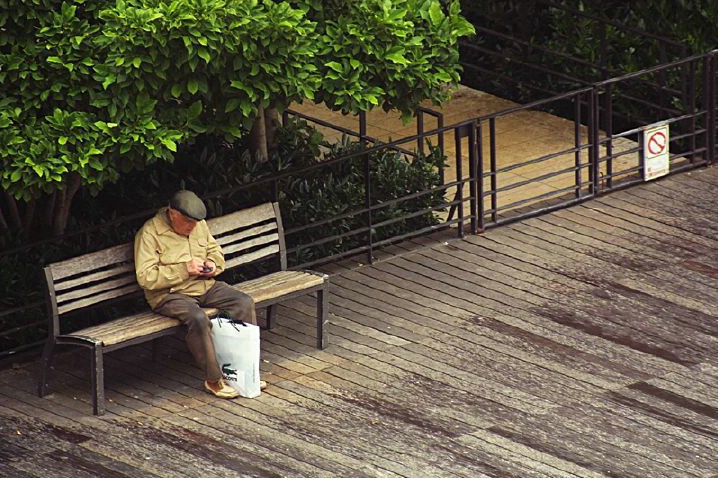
left=210, top=317, right=261, bottom=398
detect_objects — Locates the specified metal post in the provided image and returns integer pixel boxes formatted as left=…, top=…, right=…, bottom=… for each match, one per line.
left=364, top=153, right=372, bottom=264
left=417, top=111, right=425, bottom=155
left=706, top=52, right=717, bottom=164
left=489, top=118, right=498, bottom=224
left=468, top=120, right=479, bottom=234
left=574, top=91, right=582, bottom=198
left=359, top=111, right=367, bottom=146
left=453, top=125, right=465, bottom=237
left=588, top=88, right=600, bottom=196
left=603, top=82, right=613, bottom=190
left=476, top=121, right=485, bottom=233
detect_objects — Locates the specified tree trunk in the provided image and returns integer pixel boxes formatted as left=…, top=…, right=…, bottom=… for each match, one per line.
left=248, top=105, right=279, bottom=163
left=41, top=190, right=57, bottom=233
left=22, top=199, right=36, bottom=236
left=249, top=104, right=269, bottom=162
left=51, top=172, right=82, bottom=237
left=2, top=190, right=21, bottom=230
left=0, top=208, right=7, bottom=233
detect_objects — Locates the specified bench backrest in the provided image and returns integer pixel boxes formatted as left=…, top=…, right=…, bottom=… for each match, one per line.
left=43, top=202, right=286, bottom=332
left=208, top=202, right=287, bottom=271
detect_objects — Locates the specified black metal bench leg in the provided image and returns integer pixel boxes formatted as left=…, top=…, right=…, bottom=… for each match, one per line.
left=317, top=287, right=328, bottom=350
left=37, top=340, right=55, bottom=397
left=90, top=343, right=105, bottom=416
left=266, top=305, right=277, bottom=330
left=152, top=338, right=160, bottom=362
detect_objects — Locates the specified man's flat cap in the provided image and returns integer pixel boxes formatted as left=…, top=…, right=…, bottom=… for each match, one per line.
left=169, top=190, right=207, bottom=221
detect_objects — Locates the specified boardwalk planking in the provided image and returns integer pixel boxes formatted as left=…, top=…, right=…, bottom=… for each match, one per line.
left=1, top=166, right=716, bottom=477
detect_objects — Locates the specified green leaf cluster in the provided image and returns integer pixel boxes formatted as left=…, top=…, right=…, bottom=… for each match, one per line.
left=1, top=0, right=473, bottom=237
left=96, top=0, right=320, bottom=136
left=310, top=0, right=475, bottom=121
left=0, top=0, right=186, bottom=204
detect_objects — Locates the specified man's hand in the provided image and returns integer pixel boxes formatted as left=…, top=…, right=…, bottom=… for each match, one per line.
left=202, top=260, right=217, bottom=276
left=187, top=258, right=217, bottom=277
left=187, top=258, right=207, bottom=276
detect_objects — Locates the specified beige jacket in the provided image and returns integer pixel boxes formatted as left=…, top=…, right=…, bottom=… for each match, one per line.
left=134, top=208, right=225, bottom=309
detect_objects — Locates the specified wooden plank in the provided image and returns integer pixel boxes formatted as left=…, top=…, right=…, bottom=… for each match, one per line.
left=235, top=270, right=325, bottom=303
left=56, top=283, right=141, bottom=315
left=54, top=263, right=136, bottom=292
left=208, top=202, right=276, bottom=232
left=65, top=313, right=181, bottom=346
left=220, top=232, right=279, bottom=257
left=49, top=243, right=133, bottom=280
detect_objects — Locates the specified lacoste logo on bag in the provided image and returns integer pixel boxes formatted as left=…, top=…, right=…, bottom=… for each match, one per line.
left=221, top=363, right=238, bottom=381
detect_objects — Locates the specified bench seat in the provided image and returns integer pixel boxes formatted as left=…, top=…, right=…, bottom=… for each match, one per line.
left=61, top=312, right=182, bottom=348
left=236, top=270, right=326, bottom=304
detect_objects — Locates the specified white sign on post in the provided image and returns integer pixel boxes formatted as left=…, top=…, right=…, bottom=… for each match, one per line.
left=643, top=123, right=670, bottom=181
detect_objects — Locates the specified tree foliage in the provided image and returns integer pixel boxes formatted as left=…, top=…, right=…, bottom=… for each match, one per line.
left=308, top=0, right=474, bottom=119
left=0, top=0, right=475, bottom=241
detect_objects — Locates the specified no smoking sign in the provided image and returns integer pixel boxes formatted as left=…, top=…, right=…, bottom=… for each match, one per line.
left=646, top=130, right=667, bottom=157
left=643, top=123, right=669, bottom=180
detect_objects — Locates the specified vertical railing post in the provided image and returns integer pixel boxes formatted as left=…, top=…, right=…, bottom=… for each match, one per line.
left=489, top=118, right=498, bottom=224
left=417, top=110, right=425, bottom=155
left=706, top=51, right=717, bottom=164
left=588, top=87, right=600, bottom=196
left=467, top=119, right=479, bottom=235
left=476, top=120, right=485, bottom=233
left=686, top=58, right=698, bottom=164
left=364, top=152, right=373, bottom=264
left=602, top=82, right=613, bottom=190
left=359, top=111, right=368, bottom=146
left=453, top=125, right=465, bottom=237
left=574, top=91, right=583, bottom=198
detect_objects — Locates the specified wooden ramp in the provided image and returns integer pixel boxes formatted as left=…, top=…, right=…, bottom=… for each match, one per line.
left=1, top=166, right=716, bottom=478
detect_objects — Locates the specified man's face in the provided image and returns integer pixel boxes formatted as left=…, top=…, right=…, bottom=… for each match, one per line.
left=168, top=208, right=198, bottom=236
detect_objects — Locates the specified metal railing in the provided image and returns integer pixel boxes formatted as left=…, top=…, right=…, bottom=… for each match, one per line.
left=1, top=50, right=715, bottom=362
left=462, top=50, right=716, bottom=231
left=282, top=50, right=716, bottom=236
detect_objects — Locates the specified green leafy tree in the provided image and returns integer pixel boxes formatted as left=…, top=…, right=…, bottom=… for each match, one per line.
left=1, top=0, right=474, bottom=240
left=1, top=1, right=185, bottom=238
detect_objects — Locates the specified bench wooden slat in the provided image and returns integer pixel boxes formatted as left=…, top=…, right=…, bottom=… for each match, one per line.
left=221, top=233, right=279, bottom=257
left=224, top=244, right=280, bottom=269
left=68, top=312, right=181, bottom=346
left=49, top=243, right=133, bottom=280
left=56, top=274, right=138, bottom=304
left=237, top=270, right=326, bottom=304
left=216, top=222, right=277, bottom=246
left=56, top=283, right=141, bottom=315
left=66, top=307, right=219, bottom=346
left=54, top=263, right=136, bottom=292
left=209, top=202, right=275, bottom=232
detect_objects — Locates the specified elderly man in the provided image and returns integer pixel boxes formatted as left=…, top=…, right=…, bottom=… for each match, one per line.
left=134, top=190, right=264, bottom=398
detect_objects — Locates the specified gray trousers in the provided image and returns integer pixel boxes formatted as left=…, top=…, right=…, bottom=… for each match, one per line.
left=153, top=281, right=256, bottom=381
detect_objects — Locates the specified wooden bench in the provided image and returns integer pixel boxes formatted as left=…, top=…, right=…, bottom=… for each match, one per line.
left=37, top=202, right=329, bottom=415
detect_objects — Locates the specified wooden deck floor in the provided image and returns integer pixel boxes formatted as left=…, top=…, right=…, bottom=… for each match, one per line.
left=1, top=165, right=717, bottom=478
